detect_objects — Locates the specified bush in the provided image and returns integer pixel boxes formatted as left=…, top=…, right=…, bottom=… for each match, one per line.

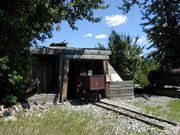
left=0, top=53, right=32, bottom=103
left=3, top=94, right=17, bottom=106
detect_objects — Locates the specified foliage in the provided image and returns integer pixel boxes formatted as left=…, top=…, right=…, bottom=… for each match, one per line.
left=0, top=0, right=106, bottom=49
left=0, top=0, right=106, bottom=102
left=99, top=30, right=159, bottom=88
left=134, top=58, right=160, bottom=87
left=2, top=94, right=17, bottom=106
left=97, top=43, right=106, bottom=50
left=133, top=100, right=180, bottom=122
left=108, top=30, right=143, bottom=80
left=120, top=0, right=180, bottom=69
left=0, top=108, right=116, bottom=135
left=0, top=54, right=32, bottom=101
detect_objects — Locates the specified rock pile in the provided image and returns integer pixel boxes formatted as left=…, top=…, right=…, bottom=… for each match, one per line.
left=0, top=101, right=53, bottom=121
left=0, top=105, right=19, bottom=121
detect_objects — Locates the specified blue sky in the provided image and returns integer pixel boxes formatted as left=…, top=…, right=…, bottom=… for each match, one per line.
left=42, top=0, right=149, bottom=50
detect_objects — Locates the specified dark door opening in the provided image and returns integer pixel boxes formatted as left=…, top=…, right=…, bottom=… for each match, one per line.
left=32, top=55, right=59, bottom=93
left=67, top=59, right=104, bottom=99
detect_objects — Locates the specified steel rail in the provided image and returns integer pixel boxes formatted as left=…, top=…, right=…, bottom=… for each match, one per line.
left=92, top=102, right=165, bottom=130
left=99, top=101, right=177, bottom=126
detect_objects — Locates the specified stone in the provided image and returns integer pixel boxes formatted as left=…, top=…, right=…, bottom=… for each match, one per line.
left=0, top=112, right=3, bottom=118
left=21, top=101, right=31, bottom=109
left=37, top=114, right=41, bottom=117
left=3, top=108, right=16, bottom=117
left=4, top=116, right=17, bottom=121
left=173, top=126, right=180, bottom=135
left=11, top=109, right=16, bottom=116
left=12, top=105, right=19, bottom=112
left=33, top=102, right=38, bottom=106
left=3, top=110, right=11, bottom=117
left=32, top=105, right=39, bottom=111
left=0, top=105, right=4, bottom=112
left=45, top=102, right=54, bottom=107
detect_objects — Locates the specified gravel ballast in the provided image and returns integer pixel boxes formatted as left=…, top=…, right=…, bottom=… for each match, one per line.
left=0, top=94, right=179, bottom=135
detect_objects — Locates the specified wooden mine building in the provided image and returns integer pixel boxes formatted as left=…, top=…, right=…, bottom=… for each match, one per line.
left=30, top=46, right=134, bottom=103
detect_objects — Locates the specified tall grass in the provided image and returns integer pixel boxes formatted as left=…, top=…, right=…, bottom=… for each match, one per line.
left=0, top=108, right=115, bottom=135
left=139, top=100, right=180, bottom=122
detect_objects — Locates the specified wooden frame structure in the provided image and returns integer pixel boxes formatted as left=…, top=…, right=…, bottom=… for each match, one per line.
left=31, top=47, right=111, bottom=103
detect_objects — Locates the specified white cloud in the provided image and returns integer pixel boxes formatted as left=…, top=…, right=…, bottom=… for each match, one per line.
left=95, top=34, right=107, bottom=39
left=137, top=36, right=149, bottom=45
left=83, top=33, right=93, bottom=37
left=105, top=15, right=128, bottom=26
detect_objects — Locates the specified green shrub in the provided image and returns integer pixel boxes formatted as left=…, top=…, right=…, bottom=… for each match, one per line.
left=0, top=54, right=32, bottom=103
left=3, top=94, right=17, bottom=106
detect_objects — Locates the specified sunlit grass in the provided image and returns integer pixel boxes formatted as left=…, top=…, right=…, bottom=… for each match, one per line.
left=0, top=108, right=115, bottom=135
left=144, top=100, right=180, bottom=122
left=132, top=100, right=180, bottom=122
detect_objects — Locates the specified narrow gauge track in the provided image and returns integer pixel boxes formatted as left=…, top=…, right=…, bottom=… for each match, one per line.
left=91, top=100, right=178, bottom=130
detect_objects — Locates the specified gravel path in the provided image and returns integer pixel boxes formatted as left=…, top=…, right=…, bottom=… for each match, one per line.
left=58, top=96, right=179, bottom=135
left=125, top=94, right=179, bottom=107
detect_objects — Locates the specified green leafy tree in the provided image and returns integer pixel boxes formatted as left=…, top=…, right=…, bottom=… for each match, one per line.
left=106, top=30, right=159, bottom=88
left=108, top=30, right=143, bottom=80
left=120, top=0, right=180, bottom=69
left=0, top=0, right=106, bottom=102
left=96, top=43, right=106, bottom=50
left=134, top=58, right=160, bottom=88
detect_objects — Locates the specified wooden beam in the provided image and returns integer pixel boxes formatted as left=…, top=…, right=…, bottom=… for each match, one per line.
left=83, top=50, right=111, bottom=55
left=64, top=54, right=109, bottom=60
left=103, top=60, right=110, bottom=98
left=58, top=54, right=63, bottom=103
left=30, top=47, right=111, bottom=56
left=60, top=59, right=69, bottom=102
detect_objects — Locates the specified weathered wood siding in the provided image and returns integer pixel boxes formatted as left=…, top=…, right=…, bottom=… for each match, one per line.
left=108, top=81, right=134, bottom=99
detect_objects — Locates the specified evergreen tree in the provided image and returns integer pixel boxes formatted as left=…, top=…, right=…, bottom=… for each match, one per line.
left=108, top=30, right=143, bottom=80
left=121, top=0, right=180, bottom=69
left=106, top=30, right=159, bottom=88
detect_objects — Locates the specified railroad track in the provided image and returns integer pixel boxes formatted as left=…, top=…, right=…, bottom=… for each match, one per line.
left=91, top=100, right=178, bottom=130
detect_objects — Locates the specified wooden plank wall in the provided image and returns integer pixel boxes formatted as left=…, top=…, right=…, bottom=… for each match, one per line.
left=108, top=81, right=134, bottom=99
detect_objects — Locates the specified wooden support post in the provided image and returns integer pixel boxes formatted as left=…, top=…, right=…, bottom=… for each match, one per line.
left=57, top=54, right=63, bottom=103
left=103, top=60, right=110, bottom=98
left=60, top=59, right=69, bottom=102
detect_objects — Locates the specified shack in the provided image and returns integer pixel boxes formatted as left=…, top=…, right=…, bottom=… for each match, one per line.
left=30, top=46, right=134, bottom=103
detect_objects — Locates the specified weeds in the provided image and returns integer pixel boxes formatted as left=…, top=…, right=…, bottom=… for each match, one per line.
left=0, top=108, right=115, bottom=135
left=132, top=100, right=180, bottom=122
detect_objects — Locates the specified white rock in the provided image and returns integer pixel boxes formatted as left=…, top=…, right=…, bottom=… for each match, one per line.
left=37, top=114, right=41, bottom=117
left=4, top=116, right=17, bottom=121
left=0, top=112, right=3, bottom=118
left=0, top=105, right=4, bottom=112
left=12, top=105, right=19, bottom=112
left=173, top=126, right=180, bottom=135
left=3, top=110, right=11, bottom=117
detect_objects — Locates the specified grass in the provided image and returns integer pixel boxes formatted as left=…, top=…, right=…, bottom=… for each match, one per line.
left=143, top=100, right=180, bottom=122
left=0, top=108, right=116, bottom=135
left=131, top=100, right=180, bottom=122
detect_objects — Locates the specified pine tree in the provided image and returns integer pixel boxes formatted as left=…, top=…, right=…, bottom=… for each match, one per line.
left=121, top=0, right=180, bottom=69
